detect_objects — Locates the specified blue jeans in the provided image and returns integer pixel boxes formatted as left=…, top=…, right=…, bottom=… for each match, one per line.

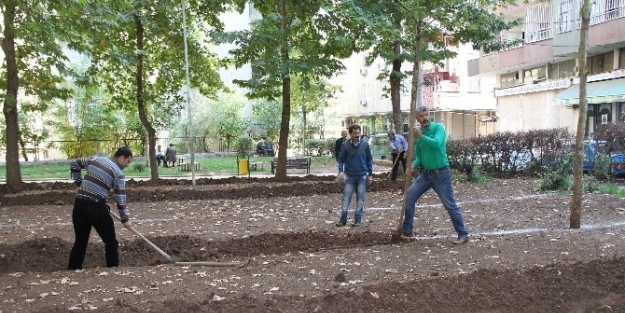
left=402, top=166, right=469, bottom=236
left=339, top=173, right=367, bottom=223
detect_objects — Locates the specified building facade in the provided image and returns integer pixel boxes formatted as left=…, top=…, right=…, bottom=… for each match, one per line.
left=468, top=0, right=625, bottom=139
left=327, top=43, right=498, bottom=139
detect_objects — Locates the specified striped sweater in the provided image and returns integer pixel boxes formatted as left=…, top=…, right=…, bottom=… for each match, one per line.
left=71, top=156, right=129, bottom=220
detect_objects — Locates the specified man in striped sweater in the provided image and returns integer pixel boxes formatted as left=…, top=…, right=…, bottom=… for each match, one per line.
left=68, top=147, right=134, bottom=270
left=336, top=125, right=373, bottom=227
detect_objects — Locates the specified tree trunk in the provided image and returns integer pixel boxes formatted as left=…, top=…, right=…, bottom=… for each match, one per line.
left=1, top=3, right=24, bottom=192
left=19, top=139, right=28, bottom=162
left=275, top=0, right=290, bottom=181
left=571, top=0, right=591, bottom=229
left=390, top=1, right=403, bottom=134
left=396, top=25, right=422, bottom=234
left=134, top=14, right=159, bottom=184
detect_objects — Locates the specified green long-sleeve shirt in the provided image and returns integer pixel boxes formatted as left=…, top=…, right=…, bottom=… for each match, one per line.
left=411, top=123, right=449, bottom=170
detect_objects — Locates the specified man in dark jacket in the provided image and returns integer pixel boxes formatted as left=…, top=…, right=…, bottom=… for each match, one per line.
left=336, top=125, right=373, bottom=227
left=334, top=129, right=348, bottom=162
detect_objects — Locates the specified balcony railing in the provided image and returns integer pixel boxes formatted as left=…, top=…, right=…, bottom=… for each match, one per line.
left=591, top=0, right=625, bottom=25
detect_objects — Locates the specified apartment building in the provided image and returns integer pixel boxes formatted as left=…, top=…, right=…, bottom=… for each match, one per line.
left=468, top=0, right=625, bottom=138
left=328, top=43, right=498, bottom=139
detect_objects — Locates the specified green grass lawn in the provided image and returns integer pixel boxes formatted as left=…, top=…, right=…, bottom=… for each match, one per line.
left=0, top=156, right=338, bottom=180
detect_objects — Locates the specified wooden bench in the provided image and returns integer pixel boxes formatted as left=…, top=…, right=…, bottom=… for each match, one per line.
left=271, top=158, right=311, bottom=174
left=178, top=162, right=200, bottom=171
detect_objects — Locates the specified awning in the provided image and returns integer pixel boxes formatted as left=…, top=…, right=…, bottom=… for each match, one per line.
left=553, top=78, right=625, bottom=106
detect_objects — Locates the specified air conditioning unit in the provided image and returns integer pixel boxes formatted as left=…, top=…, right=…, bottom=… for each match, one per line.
left=377, top=62, right=387, bottom=70
left=360, top=99, right=368, bottom=106
left=360, top=68, right=368, bottom=75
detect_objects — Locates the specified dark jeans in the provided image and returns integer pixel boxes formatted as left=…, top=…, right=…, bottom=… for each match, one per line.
left=390, top=151, right=406, bottom=181
left=155, top=154, right=165, bottom=166
left=68, top=197, right=119, bottom=270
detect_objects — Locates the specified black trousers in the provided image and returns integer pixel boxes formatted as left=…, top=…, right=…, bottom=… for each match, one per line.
left=68, top=198, right=119, bottom=270
left=391, top=151, right=406, bottom=181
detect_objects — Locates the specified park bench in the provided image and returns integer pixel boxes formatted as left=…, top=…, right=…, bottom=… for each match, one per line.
left=178, top=160, right=200, bottom=172
left=270, top=157, right=311, bottom=174
left=250, top=161, right=264, bottom=171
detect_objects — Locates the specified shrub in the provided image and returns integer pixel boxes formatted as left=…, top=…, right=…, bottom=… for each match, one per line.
left=304, top=139, right=325, bottom=156
left=133, top=163, right=146, bottom=172
left=537, top=153, right=574, bottom=191
left=236, top=137, right=253, bottom=158
left=591, top=153, right=612, bottom=180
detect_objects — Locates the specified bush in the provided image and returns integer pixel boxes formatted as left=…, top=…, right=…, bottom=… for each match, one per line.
left=133, top=163, right=146, bottom=172
left=537, top=153, right=574, bottom=191
left=236, top=137, right=253, bottom=158
left=591, top=153, right=612, bottom=180
left=304, top=139, right=325, bottom=156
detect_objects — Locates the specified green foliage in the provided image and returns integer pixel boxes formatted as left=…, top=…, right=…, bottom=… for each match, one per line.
left=591, top=153, right=612, bottom=180
left=537, top=153, right=574, bottom=192
left=465, top=165, right=489, bottom=184
left=236, top=136, right=253, bottom=158
left=174, top=89, right=247, bottom=153
left=303, top=139, right=325, bottom=156
left=582, top=176, right=601, bottom=193
left=132, top=163, right=146, bottom=172
left=251, top=99, right=282, bottom=140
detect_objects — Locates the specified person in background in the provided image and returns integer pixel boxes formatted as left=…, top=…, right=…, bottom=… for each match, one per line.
left=401, top=106, right=469, bottom=245
left=165, top=144, right=176, bottom=167
left=155, top=144, right=165, bottom=167
left=336, top=125, right=373, bottom=227
left=68, top=147, right=134, bottom=270
left=334, top=129, right=348, bottom=162
left=387, top=130, right=408, bottom=181
left=256, top=139, right=267, bottom=157
left=265, top=140, right=275, bottom=157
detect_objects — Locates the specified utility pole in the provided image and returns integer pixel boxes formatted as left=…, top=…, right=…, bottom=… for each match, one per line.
left=181, top=0, right=196, bottom=186
left=570, top=0, right=591, bottom=228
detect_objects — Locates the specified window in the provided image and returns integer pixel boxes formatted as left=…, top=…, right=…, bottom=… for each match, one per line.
left=620, top=49, right=625, bottom=68
left=525, top=2, right=553, bottom=43
left=501, top=72, right=519, bottom=88
left=523, top=66, right=547, bottom=84
left=549, top=59, right=577, bottom=79
left=587, top=52, right=614, bottom=75
left=558, top=0, right=574, bottom=33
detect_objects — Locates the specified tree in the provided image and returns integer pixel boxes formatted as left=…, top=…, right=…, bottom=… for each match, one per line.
left=82, top=0, right=224, bottom=183
left=251, top=99, right=282, bottom=141
left=571, top=0, right=591, bottom=228
left=338, top=0, right=519, bottom=135
left=212, top=0, right=356, bottom=180
left=1, top=1, right=91, bottom=191
left=171, top=89, right=248, bottom=153
left=289, top=73, right=336, bottom=152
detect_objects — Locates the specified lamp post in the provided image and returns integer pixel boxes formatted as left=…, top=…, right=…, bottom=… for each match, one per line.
left=181, top=0, right=196, bottom=185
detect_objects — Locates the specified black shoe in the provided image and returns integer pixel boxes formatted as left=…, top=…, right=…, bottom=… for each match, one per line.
left=335, top=221, right=347, bottom=227
left=351, top=222, right=361, bottom=227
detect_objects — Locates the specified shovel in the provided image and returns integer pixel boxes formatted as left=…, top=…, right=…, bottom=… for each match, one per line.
left=387, top=152, right=403, bottom=180
left=111, top=212, right=249, bottom=267
left=110, top=212, right=180, bottom=263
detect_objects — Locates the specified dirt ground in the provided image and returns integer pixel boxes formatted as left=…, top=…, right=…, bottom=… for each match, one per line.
left=3, top=169, right=625, bottom=312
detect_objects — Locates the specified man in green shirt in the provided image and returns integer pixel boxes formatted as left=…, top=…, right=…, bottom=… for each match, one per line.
left=402, top=106, right=469, bottom=244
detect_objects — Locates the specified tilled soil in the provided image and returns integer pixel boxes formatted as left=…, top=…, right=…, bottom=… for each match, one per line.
left=2, top=176, right=625, bottom=312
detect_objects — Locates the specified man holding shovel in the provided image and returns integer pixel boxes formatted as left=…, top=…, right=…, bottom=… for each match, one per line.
left=68, top=147, right=134, bottom=270
left=401, top=106, right=469, bottom=244
left=387, top=130, right=408, bottom=181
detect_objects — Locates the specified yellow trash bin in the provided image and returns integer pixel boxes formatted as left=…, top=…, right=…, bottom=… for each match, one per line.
left=238, top=159, right=249, bottom=175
